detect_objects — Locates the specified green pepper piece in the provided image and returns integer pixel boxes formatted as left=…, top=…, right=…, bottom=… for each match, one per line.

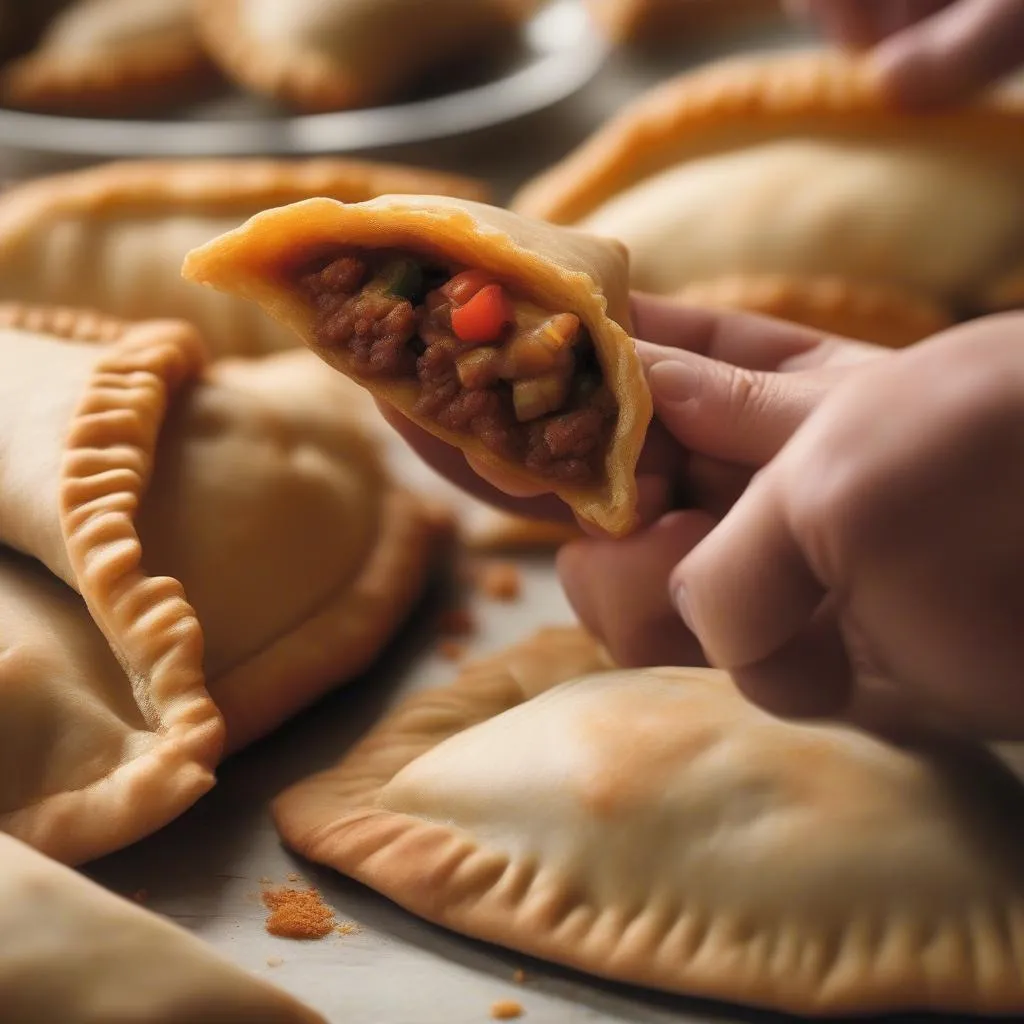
left=376, top=258, right=423, bottom=300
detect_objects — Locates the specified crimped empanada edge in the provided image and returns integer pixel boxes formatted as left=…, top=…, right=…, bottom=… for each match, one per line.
left=274, top=628, right=1024, bottom=1017
left=510, top=50, right=1024, bottom=227
left=0, top=309, right=224, bottom=864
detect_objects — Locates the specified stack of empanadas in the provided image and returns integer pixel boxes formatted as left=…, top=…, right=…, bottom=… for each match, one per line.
left=0, top=0, right=539, bottom=116
left=275, top=627, right=1024, bottom=1017
left=0, top=304, right=449, bottom=866
left=514, top=51, right=1024, bottom=346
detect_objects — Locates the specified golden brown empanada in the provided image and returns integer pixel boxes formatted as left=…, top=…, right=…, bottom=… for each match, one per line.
left=0, top=830, right=326, bottom=1024
left=0, top=0, right=217, bottom=116
left=275, top=627, right=1024, bottom=1017
left=513, top=51, right=1024, bottom=347
left=194, top=0, right=535, bottom=113
left=0, top=306, right=447, bottom=864
left=0, top=158, right=489, bottom=357
left=586, top=0, right=780, bottom=45
left=183, top=195, right=652, bottom=537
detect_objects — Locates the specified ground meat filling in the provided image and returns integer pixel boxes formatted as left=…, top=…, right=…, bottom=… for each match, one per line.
left=298, top=248, right=617, bottom=484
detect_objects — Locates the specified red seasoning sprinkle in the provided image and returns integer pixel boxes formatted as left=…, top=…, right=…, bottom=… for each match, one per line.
left=491, top=1000, right=524, bottom=1020
left=261, top=887, right=335, bottom=940
left=438, top=640, right=468, bottom=662
left=477, top=561, right=522, bottom=602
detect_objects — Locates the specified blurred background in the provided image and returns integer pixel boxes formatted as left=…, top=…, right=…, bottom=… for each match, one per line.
left=0, top=0, right=802, bottom=197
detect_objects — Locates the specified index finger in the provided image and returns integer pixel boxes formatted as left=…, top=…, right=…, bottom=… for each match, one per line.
left=629, top=292, right=847, bottom=371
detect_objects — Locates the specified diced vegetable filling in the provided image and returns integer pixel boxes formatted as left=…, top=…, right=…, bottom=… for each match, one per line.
left=297, top=248, right=617, bottom=484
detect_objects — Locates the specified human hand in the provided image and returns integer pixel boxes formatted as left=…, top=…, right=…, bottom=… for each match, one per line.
left=786, top=0, right=1024, bottom=106
left=377, top=296, right=883, bottom=535
left=669, top=312, right=1024, bottom=740
left=556, top=295, right=886, bottom=667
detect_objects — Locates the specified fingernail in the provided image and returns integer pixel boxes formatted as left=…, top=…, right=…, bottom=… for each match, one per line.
left=672, top=583, right=698, bottom=635
left=648, top=359, right=700, bottom=408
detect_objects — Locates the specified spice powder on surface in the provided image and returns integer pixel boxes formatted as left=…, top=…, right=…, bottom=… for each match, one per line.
left=261, top=886, right=336, bottom=940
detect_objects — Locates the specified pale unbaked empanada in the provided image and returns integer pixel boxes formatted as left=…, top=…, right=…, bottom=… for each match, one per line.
left=274, top=628, right=1024, bottom=1017
left=0, top=830, right=326, bottom=1024
left=0, top=0, right=216, bottom=116
left=0, top=159, right=489, bottom=357
left=0, top=306, right=447, bottom=865
left=195, top=0, right=535, bottom=113
left=183, top=195, right=652, bottom=537
left=513, top=51, right=1024, bottom=347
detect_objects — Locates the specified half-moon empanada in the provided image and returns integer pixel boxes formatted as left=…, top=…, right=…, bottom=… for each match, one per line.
left=183, top=195, right=651, bottom=536
left=0, top=305, right=448, bottom=864
left=0, top=830, right=326, bottom=1024
left=0, top=0, right=217, bottom=116
left=274, top=627, right=1024, bottom=1017
left=586, top=0, right=780, bottom=45
left=513, top=51, right=1024, bottom=346
left=194, top=0, right=535, bottom=113
left=0, top=158, right=489, bottom=357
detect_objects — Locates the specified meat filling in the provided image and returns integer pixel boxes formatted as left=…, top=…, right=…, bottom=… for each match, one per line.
left=297, top=249, right=617, bottom=484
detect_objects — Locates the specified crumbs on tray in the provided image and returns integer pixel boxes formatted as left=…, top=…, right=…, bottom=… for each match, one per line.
left=475, top=560, right=522, bottom=602
left=490, top=999, right=524, bottom=1020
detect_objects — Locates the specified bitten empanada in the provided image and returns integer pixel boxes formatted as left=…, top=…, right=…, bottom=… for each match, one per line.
left=0, top=831, right=326, bottom=1024
left=0, top=159, right=489, bottom=357
left=0, top=0, right=216, bottom=116
left=275, top=628, right=1024, bottom=1017
left=183, top=195, right=652, bottom=536
left=513, top=51, right=1024, bottom=346
left=194, top=0, right=535, bottom=113
left=0, top=306, right=447, bottom=864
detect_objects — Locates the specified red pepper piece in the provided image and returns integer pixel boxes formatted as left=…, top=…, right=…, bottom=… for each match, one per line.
left=441, top=270, right=494, bottom=305
left=451, top=284, right=514, bottom=345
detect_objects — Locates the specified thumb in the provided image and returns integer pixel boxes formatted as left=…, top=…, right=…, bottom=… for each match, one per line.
left=640, top=344, right=831, bottom=467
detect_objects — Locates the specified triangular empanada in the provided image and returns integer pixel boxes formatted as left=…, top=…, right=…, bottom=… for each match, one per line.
left=194, top=0, right=536, bottom=113
left=513, top=51, right=1024, bottom=346
left=0, top=830, right=326, bottom=1024
left=183, top=195, right=652, bottom=536
left=274, top=628, right=1024, bottom=1017
left=0, top=305, right=449, bottom=864
left=0, top=158, right=489, bottom=357
left=0, top=0, right=217, bottom=116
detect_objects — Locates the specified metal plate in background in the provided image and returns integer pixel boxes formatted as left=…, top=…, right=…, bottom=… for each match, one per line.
left=0, top=0, right=608, bottom=158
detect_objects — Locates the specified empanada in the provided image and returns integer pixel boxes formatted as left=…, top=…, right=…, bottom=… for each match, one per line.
left=0, top=0, right=217, bottom=116
left=513, top=51, right=1024, bottom=346
left=586, top=0, right=780, bottom=45
left=0, top=158, right=489, bottom=357
left=194, top=0, right=535, bottom=113
left=275, top=628, right=1024, bottom=1017
left=0, top=306, right=447, bottom=864
left=0, top=830, right=326, bottom=1024
left=183, top=195, right=652, bottom=536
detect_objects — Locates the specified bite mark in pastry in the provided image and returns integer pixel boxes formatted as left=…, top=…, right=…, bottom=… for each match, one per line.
left=513, top=51, right=1024, bottom=346
left=183, top=195, right=652, bottom=537
left=194, top=0, right=536, bottom=113
left=274, top=628, right=1024, bottom=1017
left=0, top=305, right=449, bottom=865
left=0, top=158, right=490, bottom=357
left=0, top=0, right=217, bottom=117
left=0, top=830, right=326, bottom=1024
